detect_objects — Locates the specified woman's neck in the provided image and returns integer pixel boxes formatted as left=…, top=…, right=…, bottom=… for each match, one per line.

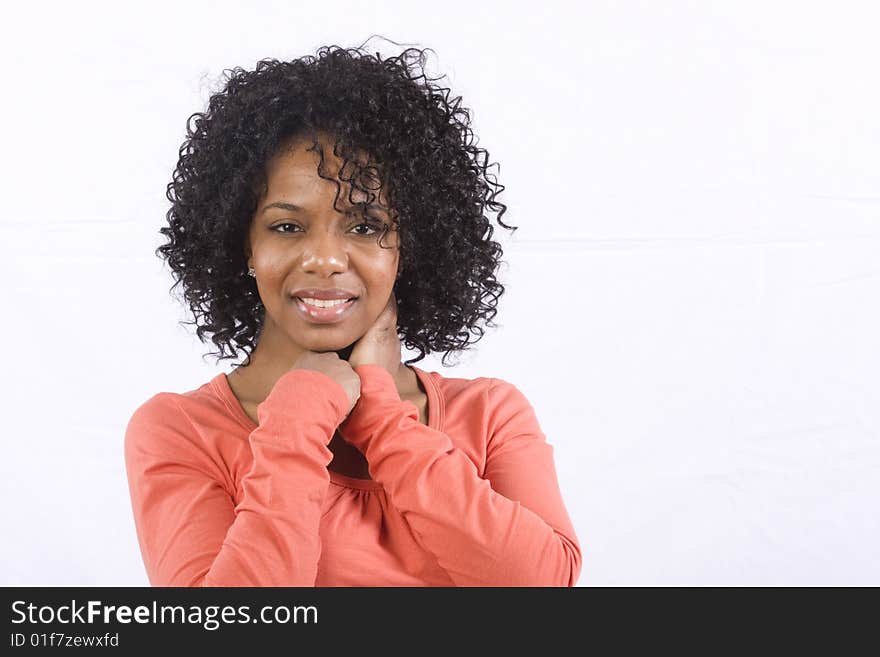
left=230, top=342, right=415, bottom=406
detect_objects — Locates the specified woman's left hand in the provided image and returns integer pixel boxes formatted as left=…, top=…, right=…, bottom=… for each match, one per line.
left=347, top=293, right=402, bottom=378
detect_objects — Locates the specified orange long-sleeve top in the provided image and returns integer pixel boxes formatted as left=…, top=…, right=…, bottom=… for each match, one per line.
left=124, top=363, right=582, bottom=586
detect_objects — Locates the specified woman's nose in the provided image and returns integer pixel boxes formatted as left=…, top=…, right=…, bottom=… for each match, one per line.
left=299, top=229, right=348, bottom=275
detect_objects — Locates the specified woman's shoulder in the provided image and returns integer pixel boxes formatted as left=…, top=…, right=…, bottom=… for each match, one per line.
left=124, top=374, right=236, bottom=452
left=419, top=366, right=535, bottom=426
left=128, top=374, right=226, bottom=420
left=419, top=368, right=545, bottom=472
left=422, top=367, right=524, bottom=399
left=124, top=375, right=239, bottom=491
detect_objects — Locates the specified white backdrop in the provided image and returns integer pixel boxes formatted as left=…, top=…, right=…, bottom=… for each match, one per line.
left=1, top=0, right=877, bottom=586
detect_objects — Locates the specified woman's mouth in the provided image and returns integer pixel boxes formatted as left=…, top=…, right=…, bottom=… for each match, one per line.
left=292, top=296, right=358, bottom=324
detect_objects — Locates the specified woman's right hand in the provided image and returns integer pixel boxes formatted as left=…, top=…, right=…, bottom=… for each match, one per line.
left=290, top=351, right=361, bottom=418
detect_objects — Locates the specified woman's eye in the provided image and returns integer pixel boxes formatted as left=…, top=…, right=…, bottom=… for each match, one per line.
left=272, top=223, right=301, bottom=233
left=271, top=221, right=384, bottom=236
left=351, top=222, right=383, bottom=236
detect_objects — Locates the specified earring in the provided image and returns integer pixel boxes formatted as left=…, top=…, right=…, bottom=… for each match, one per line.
left=247, top=267, right=256, bottom=278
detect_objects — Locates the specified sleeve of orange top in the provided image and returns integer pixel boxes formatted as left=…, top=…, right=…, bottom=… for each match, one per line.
left=338, top=364, right=582, bottom=587
left=123, top=369, right=350, bottom=587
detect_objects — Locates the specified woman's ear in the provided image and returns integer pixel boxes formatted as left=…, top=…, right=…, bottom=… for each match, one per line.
left=243, top=241, right=253, bottom=273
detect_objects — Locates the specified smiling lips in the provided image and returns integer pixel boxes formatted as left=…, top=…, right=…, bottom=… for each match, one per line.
left=290, top=287, right=358, bottom=300
left=288, top=287, right=359, bottom=323
left=292, top=296, right=357, bottom=323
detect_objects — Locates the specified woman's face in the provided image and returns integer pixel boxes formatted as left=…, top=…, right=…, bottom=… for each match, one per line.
left=246, top=134, right=399, bottom=354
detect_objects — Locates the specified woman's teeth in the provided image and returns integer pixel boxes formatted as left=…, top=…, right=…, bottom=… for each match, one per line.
left=298, top=298, right=351, bottom=308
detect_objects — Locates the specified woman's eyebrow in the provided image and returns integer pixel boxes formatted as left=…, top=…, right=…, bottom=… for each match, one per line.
left=261, top=200, right=389, bottom=215
left=261, top=201, right=303, bottom=214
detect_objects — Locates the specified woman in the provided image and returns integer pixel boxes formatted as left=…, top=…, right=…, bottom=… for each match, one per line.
left=124, top=44, right=582, bottom=586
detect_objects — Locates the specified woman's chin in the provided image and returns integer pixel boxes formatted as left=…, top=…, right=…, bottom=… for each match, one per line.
left=300, top=338, right=357, bottom=360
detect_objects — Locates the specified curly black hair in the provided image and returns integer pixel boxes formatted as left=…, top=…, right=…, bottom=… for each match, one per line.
left=156, top=41, right=516, bottom=367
